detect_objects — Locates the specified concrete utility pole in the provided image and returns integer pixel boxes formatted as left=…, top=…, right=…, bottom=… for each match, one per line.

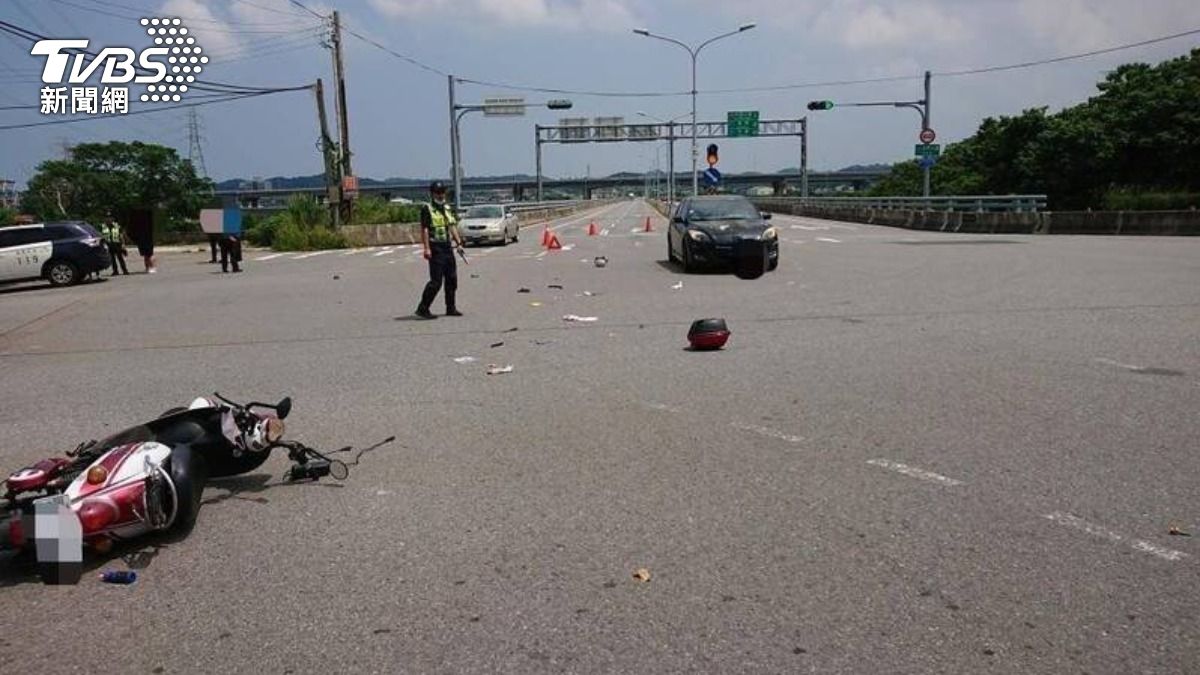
left=922, top=70, right=932, bottom=200
left=314, top=78, right=340, bottom=228
left=448, top=75, right=462, bottom=212
left=330, top=10, right=352, bottom=180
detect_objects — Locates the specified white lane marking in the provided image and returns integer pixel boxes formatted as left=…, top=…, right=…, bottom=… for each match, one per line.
left=793, top=225, right=827, bottom=231
left=816, top=237, right=842, bottom=244
left=373, top=248, right=395, bottom=257
left=643, top=402, right=681, bottom=413
left=342, top=249, right=363, bottom=256
left=293, top=250, right=333, bottom=259
left=731, top=423, right=804, bottom=444
left=254, top=253, right=284, bottom=261
left=867, top=459, right=964, bottom=486
left=1044, top=512, right=1187, bottom=562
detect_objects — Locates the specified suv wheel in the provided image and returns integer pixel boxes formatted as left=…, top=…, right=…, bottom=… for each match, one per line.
left=45, top=260, right=80, bottom=287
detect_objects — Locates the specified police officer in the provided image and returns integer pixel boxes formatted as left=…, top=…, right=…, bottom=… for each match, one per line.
left=415, top=181, right=465, bottom=320
left=99, top=215, right=128, bottom=276
left=218, top=233, right=242, bottom=273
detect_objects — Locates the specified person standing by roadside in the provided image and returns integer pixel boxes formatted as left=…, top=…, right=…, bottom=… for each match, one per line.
left=99, top=215, right=128, bottom=276
left=414, top=181, right=466, bottom=320
left=218, top=233, right=242, bottom=273
left=207, top=232, right=220, bottom=264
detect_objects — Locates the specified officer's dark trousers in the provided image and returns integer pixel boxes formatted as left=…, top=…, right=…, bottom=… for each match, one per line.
left=107, top=241, right=128, bottom=275
left=419, top=245, right=457, bottom=311
left=219, top=237, right=242, bottom=272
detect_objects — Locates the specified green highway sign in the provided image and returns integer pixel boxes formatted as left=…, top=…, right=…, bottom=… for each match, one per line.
left=915, top=143, right=941, bottom=158
left=727, top=111, right=760, bottom=137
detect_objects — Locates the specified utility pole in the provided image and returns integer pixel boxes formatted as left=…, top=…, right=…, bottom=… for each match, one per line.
left=800, top=116, right=809, bottom=200
left=186, top=109, right=208, bottom=178
left=328, top=10, right=352, bottom=222
left=922, top=70, right=932, bottom=200
left=314, top=78, right=340, bottom=228
left=448, top=75, right=461, bottom=212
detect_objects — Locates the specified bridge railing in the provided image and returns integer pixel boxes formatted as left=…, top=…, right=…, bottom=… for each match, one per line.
left=756, top=194, right=1048, bottom=213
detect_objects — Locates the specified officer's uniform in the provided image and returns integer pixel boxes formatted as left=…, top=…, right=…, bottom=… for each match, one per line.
left=99, top=221, right=128, bottom=276
left=218, top=234, right=242, bottom=273
left=417, top=201, right=459, bottom=315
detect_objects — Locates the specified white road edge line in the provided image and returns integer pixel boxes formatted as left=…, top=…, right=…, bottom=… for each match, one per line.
left=816, top=237, right=842, bottom=244
left=373, top=248, right=395, bottom=257
left=294, top=250, right=333, bottom=259
left=1044, top=512, right=1187, bottom=562
left=867, top=459, right=964, bottom=486
left=253, top=254, right=284, bottom=261
left=731, top=423, right=804, bottom=444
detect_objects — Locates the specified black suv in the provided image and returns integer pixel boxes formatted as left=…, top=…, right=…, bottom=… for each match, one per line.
left=0, top=222, right=111, bottom=287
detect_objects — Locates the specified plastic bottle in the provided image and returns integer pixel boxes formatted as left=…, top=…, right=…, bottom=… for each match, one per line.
left=99, top=570, right=137, bottom=584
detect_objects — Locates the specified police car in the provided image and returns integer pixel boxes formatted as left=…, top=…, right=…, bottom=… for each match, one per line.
left=0, top=222, right=111, bottom=287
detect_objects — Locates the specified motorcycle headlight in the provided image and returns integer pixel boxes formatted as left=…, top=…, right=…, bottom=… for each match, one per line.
left=687, top=229, right=711, bottom=242
left=762, top=227, right=778, bottom=240
left=265, top=417, right=285, bottom=445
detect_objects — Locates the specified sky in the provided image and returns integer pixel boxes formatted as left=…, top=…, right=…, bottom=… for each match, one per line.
left=1, top=0, right=1199, bottom=187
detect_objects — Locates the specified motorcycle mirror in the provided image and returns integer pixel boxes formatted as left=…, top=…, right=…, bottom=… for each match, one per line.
left=329, top=460, right=349, bottom=481
left=276, top=397, right=292, bottom=420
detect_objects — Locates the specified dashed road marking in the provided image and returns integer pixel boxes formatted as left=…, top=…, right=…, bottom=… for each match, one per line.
left=642, top=402, right=682, bottom=414
left=293, top=250, right=333, bottom=259
left=867, top=459, right=964, bottom=486
left=816, top=237, right=842, bottom=244
left=373, top=248, right=395, bottom=257
left=731, top=422, right=804, bottom=444
left=1044, top=512, right=1187, bottom=562
left=342, top=249, right=363, bottom=256
left=254, top=253, right=284, bottom=261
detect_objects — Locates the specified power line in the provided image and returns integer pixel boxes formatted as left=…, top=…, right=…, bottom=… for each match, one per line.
left=71, top=0, right=322, bottom=29
left=340, top=23, right=449, bottom=77
left=935, top=27, right=1200, bottom=77
left=49, top=0, right=322, bottom=34
left=284, top=0, right=329, bottom=21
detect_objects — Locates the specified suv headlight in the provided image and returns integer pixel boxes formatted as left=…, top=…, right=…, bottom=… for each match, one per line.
left=762, top=227, right=778, bottom=240
left=687, top=229, right=710, bottom=242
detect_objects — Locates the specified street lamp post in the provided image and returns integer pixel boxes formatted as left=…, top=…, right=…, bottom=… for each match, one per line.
left=634, top=24, right=756, bottom=198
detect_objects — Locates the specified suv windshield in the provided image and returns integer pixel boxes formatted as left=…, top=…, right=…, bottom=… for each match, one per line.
left=466, top=206, right=503, bottom=219
left=686, top=199, right=760, bottom=221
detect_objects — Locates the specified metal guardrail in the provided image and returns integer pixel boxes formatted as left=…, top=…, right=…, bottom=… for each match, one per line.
left=756, top=195, right=1048, bottom=213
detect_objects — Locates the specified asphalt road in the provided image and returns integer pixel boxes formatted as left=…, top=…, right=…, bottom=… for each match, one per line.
left=1, top=200, right=1197, bottom=674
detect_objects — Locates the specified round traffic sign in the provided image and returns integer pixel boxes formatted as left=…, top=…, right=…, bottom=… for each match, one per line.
left=919, top=128, right=936, bottom=144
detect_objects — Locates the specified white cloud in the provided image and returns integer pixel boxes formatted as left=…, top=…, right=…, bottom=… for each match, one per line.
left=1017, top=0, right=1200, bottom=53
left=157, top=0, right=329, bottom=58
left=369, top=0, right=639, bottom=31
left=160, top=0, right=243, bottom=57
left=813, top=0, right=971, bottom=49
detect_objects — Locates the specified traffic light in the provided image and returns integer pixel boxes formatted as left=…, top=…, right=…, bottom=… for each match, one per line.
left=546, top=99, right=573, bottom=110
left=706, top=143, right=719, bottom=167
left=807, top=100, right=835, bottom=111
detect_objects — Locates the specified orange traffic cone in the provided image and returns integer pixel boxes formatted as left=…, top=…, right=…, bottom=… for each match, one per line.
left=541, top=226, right=551, bottom=247
left=643, top=217, right=653, bottom=233
left=547, top=233, right=563, bottom=250
left=587, top=222, right=599, bottom=236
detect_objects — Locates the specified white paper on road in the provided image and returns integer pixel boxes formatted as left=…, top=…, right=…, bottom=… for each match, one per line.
left=486, top=364, right=514, bottom=375
left=671, top=282, right=683, bottom=290
left=563, top=315, right=599, bottom=323
left=453, top=356, right=477, bottom=364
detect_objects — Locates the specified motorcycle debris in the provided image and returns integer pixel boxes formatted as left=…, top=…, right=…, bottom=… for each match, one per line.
left=504, top=327, right=519, bottom=333
left=486, top=364, right=514, bottom=375
left=594, top=256, right=609, bottom=268
left=470, top=274, right=480, bottom=279
left=563, top=315, right=599, bottom=323
left=632, top=568, right=651, bottom=583
left=671, top=281, right=684, bottom=290
left=531, top=339, right=554, bottom=346
left=530, top=302, right=543, bottom=307
left=517, top=287, right=532, bottom=293
left=490, top=341, right=505, bottom=348
left=99, top=570, right=138, bottom=585
left=548, top=284, right=564, bottom=290
left=333, top=275, right=341, bottom=280
left=1169, top=525, right=1191, bottom=536
left=453, top=356, right=477, bottom=364
left=583, top=291, right=597, bottom=297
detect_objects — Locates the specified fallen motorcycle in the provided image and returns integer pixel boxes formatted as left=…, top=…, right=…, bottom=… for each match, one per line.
left=0, top=394, right=354, bottom=585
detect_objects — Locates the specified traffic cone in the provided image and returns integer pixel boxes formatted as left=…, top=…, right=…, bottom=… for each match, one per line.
left=547, top=233, right=563, bottom=250
left=541, top=226, right=551, bottom=247
left=587, top=222, right=598, bottom=236
left=643, top=217, right=654, bottom=233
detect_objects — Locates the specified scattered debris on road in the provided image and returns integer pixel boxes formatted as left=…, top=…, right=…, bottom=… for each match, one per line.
left=332, top=275, right=341, bottom=280
left=671, top=281, right=683, bottom=290
left=504, top=327, right=519, bottom=333
left=453, top=356, right=477, bottom=364
left=530, top=302, right=543, bottom=307
left=486, top=364, right=514, bottom=376
left=490, top=341, right=505, bottom=349
left=548, top=284, right=564, bottom=290
left=518, top=288, right=531, bottom=293
left=594, top=256, right=609, bottom=268
left=99, top=570, right=138, bottom=585
left=531, top=339, right=554, bottom=346
left=1169, top=525, right=1191, bottom=536
left=632, top=568, right=652, bottom=582
left=583, top=291, right=597, bottom=297
left=563, top=315, right=599, bottom=323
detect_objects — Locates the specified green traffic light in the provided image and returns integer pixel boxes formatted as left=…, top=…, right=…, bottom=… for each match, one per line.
left=807, top=100, right=835, bottom=111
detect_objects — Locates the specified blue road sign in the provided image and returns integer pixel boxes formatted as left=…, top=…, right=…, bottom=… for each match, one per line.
left=703, top=167, right=722, bottom=186
left=918, top=156, right=938, bottom=169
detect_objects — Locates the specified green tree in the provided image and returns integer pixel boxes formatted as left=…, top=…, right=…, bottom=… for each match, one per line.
left=21, top=141, right=213, bottom=224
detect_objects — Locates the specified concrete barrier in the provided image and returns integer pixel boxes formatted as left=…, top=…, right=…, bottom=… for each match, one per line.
left=338, top=201, right=615, bottom=247
left=752, top=201, right=1200, bottom=236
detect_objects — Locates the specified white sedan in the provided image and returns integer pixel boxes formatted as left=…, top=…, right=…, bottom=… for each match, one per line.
left=460, top=205, right=519, bottom=246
